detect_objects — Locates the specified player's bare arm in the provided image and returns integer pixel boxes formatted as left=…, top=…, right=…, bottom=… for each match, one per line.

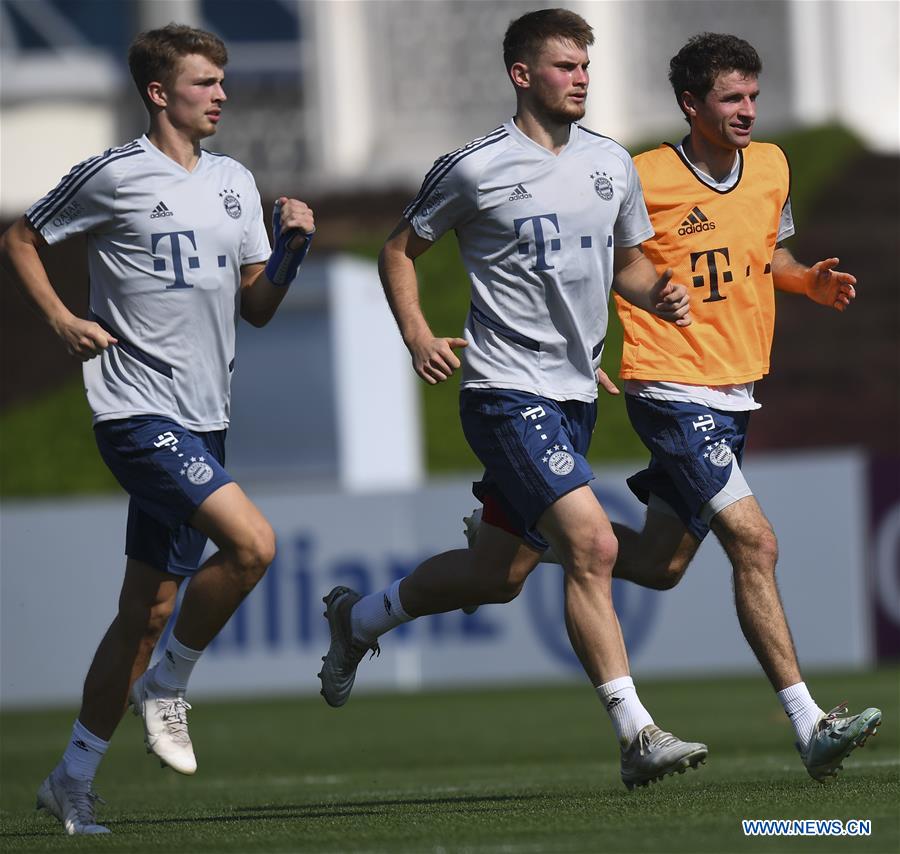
left=594, top=367, right=620, bottom=395
left=379, top=219, right=467, bottom=385
left=771, top=245, right=856, bottom=312
left=0, top=217, right=117, bottom=360
left=240, top=196, right=315, bottom=327
left=612, top=244, right=692, bottom=327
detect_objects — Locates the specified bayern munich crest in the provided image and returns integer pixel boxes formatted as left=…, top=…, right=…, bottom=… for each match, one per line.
left=220, top=189, right=242, bottom=219
left=704, top=440, right=733, bottom=468
left=544, top=448, right=575, bottom=476
left=591, top=171, right=614, bottom=201
left=181, top=456, right=214, bottom=485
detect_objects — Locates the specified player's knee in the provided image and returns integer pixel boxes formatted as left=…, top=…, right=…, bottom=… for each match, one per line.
left=648, top=561, right=687, bottom=590
left=129, top=600, right=176, bottom=663
left=738, top=525, right=778, bottom=570
left=233, top=521, right=276, bottom=588
left=757, top=528, right=779, bottom=568
left=730, top=525, right=779, bottom=580
left=566, top=529, right=618, bottom=580
left=145, top=597, right=176, bottom=639
left=467, top=561, right=525, bottom=604
left=116, top=595, right=173, bottom=645
left=484, top=577, right=524, bottom=604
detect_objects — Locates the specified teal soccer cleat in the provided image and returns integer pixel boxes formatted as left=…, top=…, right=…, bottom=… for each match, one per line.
left=799, top=704, right=882, bottom=782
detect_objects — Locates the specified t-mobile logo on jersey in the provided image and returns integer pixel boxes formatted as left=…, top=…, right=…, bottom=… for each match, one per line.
left=513, top=214, right=596, bottom=272
left=152, top=230, right=199, bottom=289
left=690, top=247, right=733, bottom=303
left=151, top=230, right=229, bottom=290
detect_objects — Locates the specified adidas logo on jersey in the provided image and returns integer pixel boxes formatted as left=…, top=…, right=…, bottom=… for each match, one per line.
left=150, top=201, right=174, bottom=219
left=677, top=206, right=716, bottom=235
left=508, top=183, right=532, bottom=201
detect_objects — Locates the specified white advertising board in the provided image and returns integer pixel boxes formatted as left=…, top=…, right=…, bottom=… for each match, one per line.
left=0, top=451, right=870, bottom=708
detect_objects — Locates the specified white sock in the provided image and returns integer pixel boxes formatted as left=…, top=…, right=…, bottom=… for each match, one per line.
left=351, top=579, right=412, bottom=644
left=62, top=720, right=108, bottom=782
left=778, top=682, right=824, bottom=747
left=154, top=634, right=202, bottom=693
left=597, top=675, right=654, bottom=748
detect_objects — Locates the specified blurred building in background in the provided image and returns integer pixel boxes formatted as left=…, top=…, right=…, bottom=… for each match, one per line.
left=1, top=0, right=898, bottom=214
left=2, top=0, right=898, bottom=477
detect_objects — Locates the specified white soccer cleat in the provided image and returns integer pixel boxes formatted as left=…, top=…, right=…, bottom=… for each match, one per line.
left=36, top=765, right=110, bottom=835
left=129, top=669, right=197, bottom=775
left=620, top=724, right=708, bottom=790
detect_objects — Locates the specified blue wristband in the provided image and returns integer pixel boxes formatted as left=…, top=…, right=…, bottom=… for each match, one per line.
left=265, top=200, right=314, bottom=287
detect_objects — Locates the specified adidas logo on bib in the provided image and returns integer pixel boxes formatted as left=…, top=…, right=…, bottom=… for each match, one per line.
left=677, top=206, right=715, bottom=235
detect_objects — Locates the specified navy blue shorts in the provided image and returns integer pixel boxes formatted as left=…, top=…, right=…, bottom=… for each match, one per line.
left=459, top=388, right=596, bottom=551
left=625, top=395, right=750, bottom=540
left=94, top=416, right=232, bottom=575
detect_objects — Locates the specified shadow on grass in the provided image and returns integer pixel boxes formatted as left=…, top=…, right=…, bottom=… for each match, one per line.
left=3, top=792, right=546, bottom=838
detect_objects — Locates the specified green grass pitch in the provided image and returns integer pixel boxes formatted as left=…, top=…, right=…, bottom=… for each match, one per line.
left=1, top=668, right=897, bottom=852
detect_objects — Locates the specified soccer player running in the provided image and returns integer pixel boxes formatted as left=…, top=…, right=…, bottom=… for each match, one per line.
left=0, top=25, right=314, bottom=835
left=611, top=32, right=880, bottom=783
left=319, top=9, right=708, bottom=792
left=467, top=32, right=882, bottom=783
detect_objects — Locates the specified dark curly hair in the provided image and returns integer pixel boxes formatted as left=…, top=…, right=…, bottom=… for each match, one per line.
left=669, top=33, right=762, bottom=120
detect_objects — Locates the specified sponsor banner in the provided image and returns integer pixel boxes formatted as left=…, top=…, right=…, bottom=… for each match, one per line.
left=868, top=457, right=900, bottom=661
left=0, top=451, right=870, bottom=707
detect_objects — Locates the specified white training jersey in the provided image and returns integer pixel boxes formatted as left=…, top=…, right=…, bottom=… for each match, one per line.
left=625, top=139, right=795, bottom=412
left=406, top=119, right=653, bottom=403
left=27, top=135, right=270, bottom=430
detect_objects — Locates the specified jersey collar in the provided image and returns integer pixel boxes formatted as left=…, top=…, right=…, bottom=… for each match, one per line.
left=664, top=139, right=745, bottom=195
left=139, top=135, right=207, bottom=176
left=504, top=118, right=579, bottom=159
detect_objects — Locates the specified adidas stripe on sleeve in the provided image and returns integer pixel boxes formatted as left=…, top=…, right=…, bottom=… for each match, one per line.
left=27, top=142, right=144, bottom=244
left=405, top=127, right=508, bottom=242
